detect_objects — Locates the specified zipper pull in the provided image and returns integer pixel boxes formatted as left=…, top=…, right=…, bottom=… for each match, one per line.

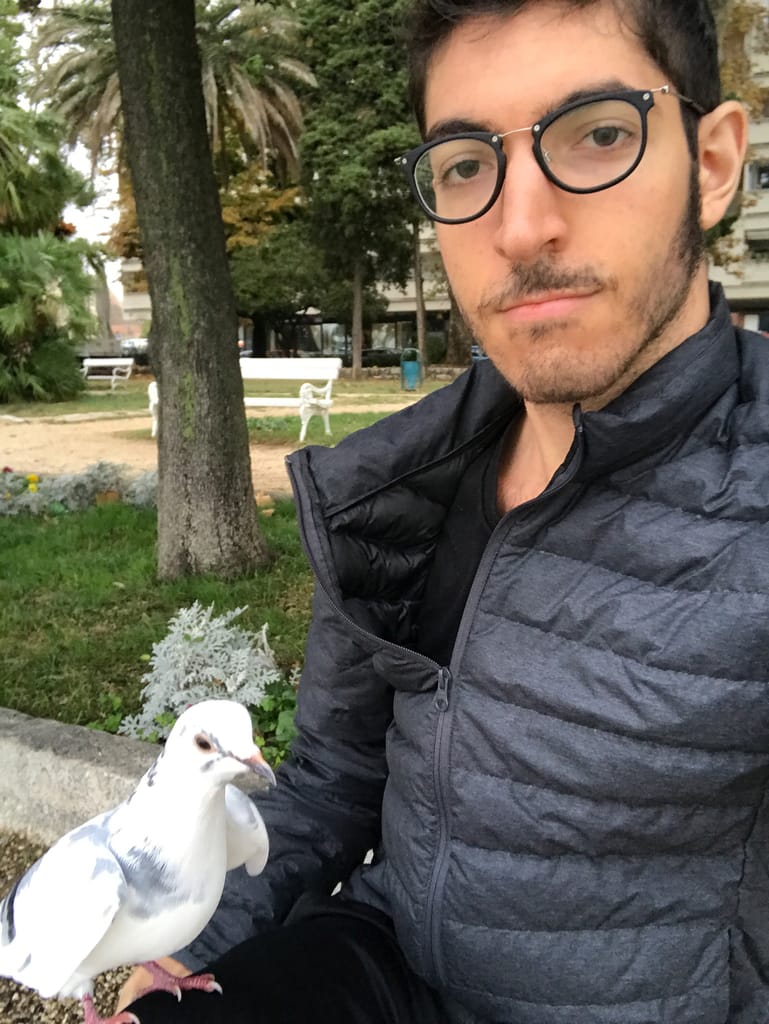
left=434, top=667, right=451, bottom=712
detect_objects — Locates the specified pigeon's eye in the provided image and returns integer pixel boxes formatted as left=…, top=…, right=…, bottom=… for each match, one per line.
left=194, top=734, right=213, bottom=753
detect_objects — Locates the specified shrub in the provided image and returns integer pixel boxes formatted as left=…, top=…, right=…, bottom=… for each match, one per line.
left=0, top=234, right=98, bottom=403
left=0, top=462, right=157, bottom=516
left=119, top=602, right=297, bottom=757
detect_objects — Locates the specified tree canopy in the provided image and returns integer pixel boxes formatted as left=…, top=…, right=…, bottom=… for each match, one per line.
left=298, top=0, right=419, bottom=373
left=31, top=0, right=314, bottom=185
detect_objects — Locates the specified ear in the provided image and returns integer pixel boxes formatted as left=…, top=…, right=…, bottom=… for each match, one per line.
left=697, top=100, right=749, bottom=230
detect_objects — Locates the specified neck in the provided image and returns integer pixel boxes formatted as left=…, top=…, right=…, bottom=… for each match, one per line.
left=497, top=401, right=576, bottom=512
left=496, top=270, right=714, bottom=512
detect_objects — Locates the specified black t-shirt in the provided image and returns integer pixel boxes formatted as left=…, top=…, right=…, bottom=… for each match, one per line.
left=413, top=431, right=506, bottom=665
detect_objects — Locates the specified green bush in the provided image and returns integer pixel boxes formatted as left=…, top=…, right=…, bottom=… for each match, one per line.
left=0, top=234, right=98, bottom=402
left=426, top=332, right=447, bottom=366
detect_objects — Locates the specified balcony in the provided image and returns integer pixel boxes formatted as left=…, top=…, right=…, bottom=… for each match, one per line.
left=122, top=290, right=152, bottom=322
left=711, top=257, right=769, bottom=302
left=742, top=189, right=769, bottom=234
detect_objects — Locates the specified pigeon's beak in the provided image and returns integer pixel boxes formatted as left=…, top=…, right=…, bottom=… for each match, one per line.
left=241, top=750, right=276, bottom=788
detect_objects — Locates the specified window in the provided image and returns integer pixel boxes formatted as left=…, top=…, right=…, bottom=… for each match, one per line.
left=745, top=161, right=769, bottom=190
left=746, top=236, right=769, bottom=260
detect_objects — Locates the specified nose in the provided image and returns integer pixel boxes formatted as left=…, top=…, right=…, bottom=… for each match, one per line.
left=491, top=139, right=569, bottom=262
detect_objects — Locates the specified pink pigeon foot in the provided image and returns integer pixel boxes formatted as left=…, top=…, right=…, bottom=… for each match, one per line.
left=138, top=959, right=223, bottom=1001
left=82, top=993, right=140, bottom=1024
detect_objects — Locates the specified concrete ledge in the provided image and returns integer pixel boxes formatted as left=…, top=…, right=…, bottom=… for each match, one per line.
left=0, top=708, right=158, bottom=845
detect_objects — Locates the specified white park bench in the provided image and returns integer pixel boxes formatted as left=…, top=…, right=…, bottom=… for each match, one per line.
left=81, top=356, right=135, bottom=391
left=148, top=357, right=343, bottom=442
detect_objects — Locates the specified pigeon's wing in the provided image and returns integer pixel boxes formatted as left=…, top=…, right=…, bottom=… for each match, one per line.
left=0, top=818, right=126, bottom=999
left=224, top=785, right=269, bottom=875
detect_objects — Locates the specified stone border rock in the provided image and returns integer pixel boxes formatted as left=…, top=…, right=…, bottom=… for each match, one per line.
left=0, top=708, right=157, bottom=844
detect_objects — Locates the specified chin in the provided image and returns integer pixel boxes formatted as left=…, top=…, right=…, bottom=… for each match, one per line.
left=488, top=333, right=630, bottom=404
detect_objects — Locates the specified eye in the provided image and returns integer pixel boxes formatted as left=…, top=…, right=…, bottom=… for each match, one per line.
left=194, top=733, right=213, bottom=753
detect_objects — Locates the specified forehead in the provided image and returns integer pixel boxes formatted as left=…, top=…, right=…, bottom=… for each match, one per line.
left=423, top=2, right=663, bottom=129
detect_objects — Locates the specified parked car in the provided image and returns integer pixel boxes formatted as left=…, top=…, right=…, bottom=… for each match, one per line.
left=120, top=337, right=149, bottom=356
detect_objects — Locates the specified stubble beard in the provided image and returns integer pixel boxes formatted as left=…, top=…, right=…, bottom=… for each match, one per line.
left=462, top=166, right=706, bottom=406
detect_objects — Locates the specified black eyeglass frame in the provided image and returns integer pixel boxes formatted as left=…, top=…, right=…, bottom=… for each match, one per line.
left=396, top=85, right=705, bottom=225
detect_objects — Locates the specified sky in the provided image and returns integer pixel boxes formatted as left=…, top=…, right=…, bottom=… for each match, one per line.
left=64, top=144, right=123, bottom=297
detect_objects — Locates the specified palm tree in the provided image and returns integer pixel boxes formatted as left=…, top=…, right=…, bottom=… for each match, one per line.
left=197, top=2, right=315, bottom=184
left=30, top=0, right=120, bottom=170
left=30, top=0, right=314, bottom=185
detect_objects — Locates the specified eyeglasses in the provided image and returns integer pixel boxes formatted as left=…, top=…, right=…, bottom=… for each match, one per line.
left=396, top=85, right=705, bottom=224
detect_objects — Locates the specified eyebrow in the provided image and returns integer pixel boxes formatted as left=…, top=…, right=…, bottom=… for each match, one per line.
left=424, top=78, right=634, bottom=143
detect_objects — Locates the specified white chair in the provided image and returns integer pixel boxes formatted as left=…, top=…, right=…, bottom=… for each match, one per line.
left=148, top=381, right=159, bottom=438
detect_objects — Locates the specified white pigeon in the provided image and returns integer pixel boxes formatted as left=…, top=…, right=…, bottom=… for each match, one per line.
left=0, top=698, right=275, bottom=1024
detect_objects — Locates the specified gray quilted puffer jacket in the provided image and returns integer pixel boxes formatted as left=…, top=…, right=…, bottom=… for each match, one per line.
left=185, top=286, right=769, bottom=1024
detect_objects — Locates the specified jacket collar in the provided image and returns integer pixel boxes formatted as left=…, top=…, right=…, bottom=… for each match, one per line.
left=289, top=284, right=738, bottom=513
left=574, top=283, right=738, bottom=479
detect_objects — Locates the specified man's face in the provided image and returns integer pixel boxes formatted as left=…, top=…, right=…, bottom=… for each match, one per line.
left=424, top=2, right=708, bottom=406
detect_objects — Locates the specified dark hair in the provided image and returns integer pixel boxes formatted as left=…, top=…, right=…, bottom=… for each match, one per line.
left=405, top=0, right=720, bottom=156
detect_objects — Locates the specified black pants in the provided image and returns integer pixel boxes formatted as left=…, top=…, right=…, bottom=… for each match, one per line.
left=128, top=898, right=447, bottom=1023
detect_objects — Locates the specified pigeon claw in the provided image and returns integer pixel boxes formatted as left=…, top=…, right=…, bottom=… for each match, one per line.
left=139, top=962, right=224, bottom=1000
left=178, top=971, right=223, bottom=996
left=81, top=994, right=140, bottom=1024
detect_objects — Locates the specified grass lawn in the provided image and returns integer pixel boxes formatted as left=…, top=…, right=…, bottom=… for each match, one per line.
left=115, top=410, right=401, bottom=447
left=1, top=374, right=447, bottom=419
left=0, top=499, right=313, bottom=748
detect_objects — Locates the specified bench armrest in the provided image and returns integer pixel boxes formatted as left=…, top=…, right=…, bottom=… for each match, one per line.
left=299, top=380, right=333, bottom=402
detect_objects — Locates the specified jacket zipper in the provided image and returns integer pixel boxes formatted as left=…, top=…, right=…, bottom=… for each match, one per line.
left=418, top=413, right=586, bottom=985
left=424, top=665, right=452, bottom=983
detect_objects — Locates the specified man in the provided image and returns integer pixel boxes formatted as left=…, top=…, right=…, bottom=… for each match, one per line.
left=122, top=1, right=757, bottom=1021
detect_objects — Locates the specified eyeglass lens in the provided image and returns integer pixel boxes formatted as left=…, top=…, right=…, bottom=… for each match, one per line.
left=414, top=98, right=645, bottom=221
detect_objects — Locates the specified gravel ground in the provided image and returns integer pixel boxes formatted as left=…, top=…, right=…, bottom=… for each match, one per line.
left=0, top=831, right=132, bottom=1023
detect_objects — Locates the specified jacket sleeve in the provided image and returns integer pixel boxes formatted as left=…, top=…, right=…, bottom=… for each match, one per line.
left=175, top=584, right=393, bottom=970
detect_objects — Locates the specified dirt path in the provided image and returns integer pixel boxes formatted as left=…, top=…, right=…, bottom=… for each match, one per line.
left=0, top=399, right=419, bottom=496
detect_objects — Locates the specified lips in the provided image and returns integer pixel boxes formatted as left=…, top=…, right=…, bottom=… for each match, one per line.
left=500, top=290, right=599, bottom=321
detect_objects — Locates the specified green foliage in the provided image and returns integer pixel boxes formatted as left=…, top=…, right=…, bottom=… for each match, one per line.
left=0, top=7, right=101, bottom=403
left=221, top=165, right=301, bottom=250
left=230, top=217, right=325, bottom=322
left=31, top=0, right=314, bottom=186
left=230, top=214, right=388, bottom=338
left=0, top=233, right=98, bottom=401
left=299, top=0, right=419, bottom=295
left=250, top=675, right=298, bottom=766
left=426, top=332, right=448, bottom=366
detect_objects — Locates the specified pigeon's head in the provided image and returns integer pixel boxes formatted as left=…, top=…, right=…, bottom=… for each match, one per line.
left=165, top=699, right=276, bottom=789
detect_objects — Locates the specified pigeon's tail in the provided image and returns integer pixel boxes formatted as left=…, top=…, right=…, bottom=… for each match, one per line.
left=0, top=878, right=24, bottom=978
left=0, top=874, right=22, bottom=947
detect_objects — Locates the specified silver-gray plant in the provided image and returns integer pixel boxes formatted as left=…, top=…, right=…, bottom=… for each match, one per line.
left=0, top=462, right=158, bottom=516
left=119, top=601, right=282, bottom=739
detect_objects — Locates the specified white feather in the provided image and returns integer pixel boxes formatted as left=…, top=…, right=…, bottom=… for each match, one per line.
left=224, top=785, right=270, bottom=875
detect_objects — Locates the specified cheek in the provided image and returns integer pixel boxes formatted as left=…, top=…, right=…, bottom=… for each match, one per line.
left=437, top=224, right=499, bottom=300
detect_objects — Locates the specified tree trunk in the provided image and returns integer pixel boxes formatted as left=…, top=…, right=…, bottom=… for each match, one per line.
left=446, top=287, right=473, bottom=366
left=350, top=259, right=364, bottom=380
left=111, top=0, right=268, bottom=580
left=412, top=222, right=427, bottom=363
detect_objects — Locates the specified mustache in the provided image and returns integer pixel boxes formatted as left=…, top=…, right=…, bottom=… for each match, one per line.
left=478, top=261, right=614, bottom=315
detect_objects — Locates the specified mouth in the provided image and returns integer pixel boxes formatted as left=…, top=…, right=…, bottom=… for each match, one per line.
left=500, top=290, right=599, bottom=322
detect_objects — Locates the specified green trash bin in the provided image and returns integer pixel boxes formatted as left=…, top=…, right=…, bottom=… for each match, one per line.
left=400, top=347, right=422, bottom=391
